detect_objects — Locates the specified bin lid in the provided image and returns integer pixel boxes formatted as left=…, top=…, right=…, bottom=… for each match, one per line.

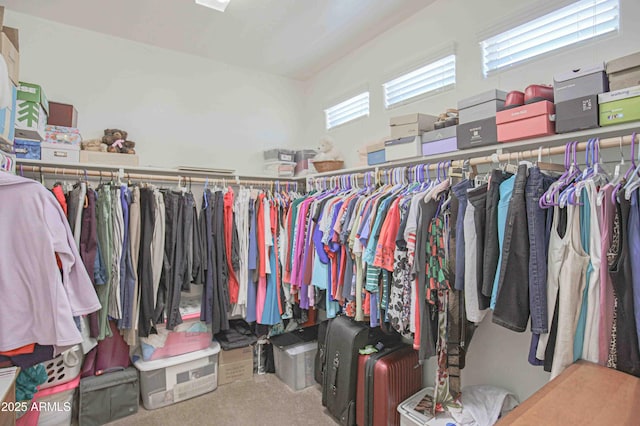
left=133, top=342, right=220, bottom=371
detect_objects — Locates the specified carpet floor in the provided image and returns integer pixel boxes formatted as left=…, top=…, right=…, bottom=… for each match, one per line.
left=107, top=373, right=338, bottom=426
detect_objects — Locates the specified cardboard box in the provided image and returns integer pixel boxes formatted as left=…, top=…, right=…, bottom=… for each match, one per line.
left=218, top=346, right=253, bottom=385
left=41, top=141, right=79, bottom=163
left=384, top=136, right=421, bottom=161
left=13, top=138, right=40, bottom=160
left=17, top=82, right=48, bottom=115
left=598, top=85, right=640, bottom=126
left=554, top=63, right=609, bottom=103
left=458, top=89, right=507, bottom=123
left=0, top=84, right=16, bottom=145
left=389, top=113, right=437, bottom=127
left=15, top=100, right=47, bottom=141
left=47, top=102, right=78, bottom=127
left=80, top=151, right=140, bottom=166
left=45, top=125, right=82, bottom=145
left=456, top=117, right=497, bottom=150
left=498, top=361, right=640, bottom=425
left=219, top=345, right=253, bottom=364
left=0, top=6, right=19, bottom=86
left=422, top=137, right=457, bottom=156
left=496, top=101, right=556, bottom=143
left=421, top=126, right=457, bottom=144
left=0, top=367, right=18, bottom=426
left=607, top=51, right=640, bottom=91
left=555, top=95, right=599, bottom=134
left=0, top=32, right=18, bottom=86
left=366, top=142, right=386, bottom=165
left=389, top=113, right=437, bottom=138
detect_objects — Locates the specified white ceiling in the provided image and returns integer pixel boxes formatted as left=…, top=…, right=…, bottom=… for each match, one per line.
left=3, top=0, right=436, bottom=80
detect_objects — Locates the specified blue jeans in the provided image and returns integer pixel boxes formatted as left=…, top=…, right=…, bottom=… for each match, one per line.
left=452, top=179, right=472, bottom=291
left=525, top=167, right=556, bottom=334
left=493, top=167, right=528, bottom=332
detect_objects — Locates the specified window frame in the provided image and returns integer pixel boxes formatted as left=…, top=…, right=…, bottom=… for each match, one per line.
left=382, top=54, right=457, bottom=110
left=480, top=0, right=620, bottom=77
left=324, top=90, right=370, bottom=131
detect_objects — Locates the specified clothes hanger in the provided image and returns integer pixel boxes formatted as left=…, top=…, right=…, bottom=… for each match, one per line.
left=611, top=132, right=637, bottom=202
left=540, top=141, right=575, bottom=208
left=559, top=138, right=593, bottom=207
left=622, top=133, right=640, bottom=200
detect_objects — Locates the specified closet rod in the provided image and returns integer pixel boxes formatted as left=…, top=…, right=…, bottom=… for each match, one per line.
left=308, top=133, right=638, bottom=183
left=20, top=165, right=298, bottom=188
left=452, top=133, right=638, bottom=168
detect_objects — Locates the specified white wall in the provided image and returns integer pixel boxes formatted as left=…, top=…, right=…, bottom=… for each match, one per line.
left=302, top=0, right=640, bottom=169
left=5, top=10, right=305, bottom=174
left=301, top=0, right=640, bottom=401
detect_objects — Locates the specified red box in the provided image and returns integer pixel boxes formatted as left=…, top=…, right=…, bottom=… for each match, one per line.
left=496, top=100, right=555, bottom=142
left=47, top=101, right=78, bottom=127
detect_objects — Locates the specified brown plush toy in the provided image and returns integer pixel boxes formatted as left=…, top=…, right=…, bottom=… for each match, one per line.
left=102, top=129, right=136, bottom=154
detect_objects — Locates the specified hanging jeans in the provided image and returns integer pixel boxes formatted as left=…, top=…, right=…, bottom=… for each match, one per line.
left=494, top=165, right=531, bottom=332
left=489, top=175, right=515, bottom=310
left=525, top=167, right=556, bottom=334
left=468, top=184, right=489, bottom=310
left=452, top=180, right=472, bottom=291
left=482, top=170, right=511, bottom=298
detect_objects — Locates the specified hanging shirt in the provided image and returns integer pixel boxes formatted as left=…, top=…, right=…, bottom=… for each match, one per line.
left=0, top=173, right=101, bottom=352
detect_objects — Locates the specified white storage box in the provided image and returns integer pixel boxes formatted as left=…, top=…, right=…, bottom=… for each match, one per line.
left=273, top=341, right=317, bottom=391
left=263, top=160, right=296, bottom=177
left=41, top=142, right=79, bottom=164
left=134, top=342, right=220, bottom=410
left=398, top=387, right=456, bottom=426
left=384, top=136, right=421, bottom=161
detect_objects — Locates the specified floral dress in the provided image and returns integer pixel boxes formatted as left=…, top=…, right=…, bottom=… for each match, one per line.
left=427, top=213, right=461, bottom=414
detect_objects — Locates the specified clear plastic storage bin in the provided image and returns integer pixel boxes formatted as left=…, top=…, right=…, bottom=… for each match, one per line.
left=273, top=341, right=317, bottom=391
left=134, top=343, right=220, bottom=410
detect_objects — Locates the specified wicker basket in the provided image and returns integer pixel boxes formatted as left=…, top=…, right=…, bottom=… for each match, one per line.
left=312, top=160, right=344, bottom=173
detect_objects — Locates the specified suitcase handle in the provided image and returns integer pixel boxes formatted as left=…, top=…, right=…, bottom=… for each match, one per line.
left=329, top=352, right=339, bottom=395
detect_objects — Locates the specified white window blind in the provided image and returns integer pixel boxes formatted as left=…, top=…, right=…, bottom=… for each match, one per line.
left=383, top=54, right=456, bottom=108
left=324, top=92, right=370, bottom=130
left=481, top=0, right=619, bottom=76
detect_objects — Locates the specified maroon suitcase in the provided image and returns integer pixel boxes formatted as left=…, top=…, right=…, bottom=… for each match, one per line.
left=356, top=345, right=422, bottom=426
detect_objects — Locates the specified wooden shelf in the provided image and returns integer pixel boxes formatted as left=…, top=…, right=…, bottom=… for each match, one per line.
left=306, top=122, right=640, bottom=178
left=15, top=158, right=298, bottom=182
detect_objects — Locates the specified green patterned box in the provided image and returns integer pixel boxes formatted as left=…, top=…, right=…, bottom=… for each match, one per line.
left=17, top=81, right=48, bottom=115
left=598, top=85, right=640, bottom=126
left=15, top=100, right=47, bottom=141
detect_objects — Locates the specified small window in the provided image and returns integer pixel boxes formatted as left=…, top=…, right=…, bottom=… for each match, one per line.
left=481, top=0, right=619, bottom=76
left=324, top=92, right=370, bottom=130
left=383, top=55, right=456, bottom=109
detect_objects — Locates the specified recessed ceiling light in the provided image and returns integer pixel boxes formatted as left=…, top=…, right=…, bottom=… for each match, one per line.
left=195, top=0, right=231, bottom=12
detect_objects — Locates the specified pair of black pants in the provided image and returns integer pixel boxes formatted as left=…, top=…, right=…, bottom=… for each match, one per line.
left=468, top=184, right=489, bottom=311
left=609, top=197, right=640, bottom=377
left=493, top=165, right=530, bottom=332
left=138, top=188, right=156, bottom=337
left=482, top=170, right=512, bottom=298
left=81, top=188, right=99, bottom=337
left=163, top=192, right=197, bottom=330
left=416, top=198, right=439, bottom=363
